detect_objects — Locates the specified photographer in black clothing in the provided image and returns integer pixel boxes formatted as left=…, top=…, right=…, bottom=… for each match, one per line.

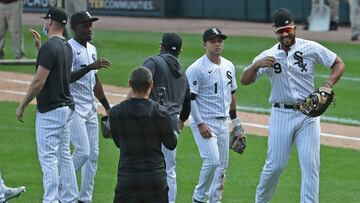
left=109, top=67, right=177, bottom=203
left=141, top=33, right=191, bottom=202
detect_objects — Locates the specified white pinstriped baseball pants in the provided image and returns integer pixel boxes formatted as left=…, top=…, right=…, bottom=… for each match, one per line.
left=70, top=110, right=99, bottom=202
left=161, top=129, right=179, bottom=203
left=190, top=117, right=229, bottom=203
left=0, top=171, right=4, bottom=202
left=36, top=106, right=78, bottom=203
left=255, top=107, right=320, bottom=203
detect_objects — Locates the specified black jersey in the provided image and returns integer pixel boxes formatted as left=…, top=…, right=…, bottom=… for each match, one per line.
left=109, top=98, right=177, bottom=195
left=35, top=36, right=74, bottom=113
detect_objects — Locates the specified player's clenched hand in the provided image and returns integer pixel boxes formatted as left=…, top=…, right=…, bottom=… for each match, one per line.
left=254, top=56, right=276, bottom=68
left=198, top=123, right=212, bottom=138
left=29, top=29, right=41, bottom=50
left=89, top=58, right=111, bottom=70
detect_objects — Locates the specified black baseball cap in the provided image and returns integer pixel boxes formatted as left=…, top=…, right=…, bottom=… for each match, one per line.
left=70, top=11, right=99, bottom=28
left=272, top=8, right=294, bottom=27
left=42, top=7, right=68, bottom=25
left=161, top=33, right=182, bottom=53
left=203, top=27, right=227, bottom=42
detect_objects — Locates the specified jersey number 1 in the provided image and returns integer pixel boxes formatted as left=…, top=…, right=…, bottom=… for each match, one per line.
left=214, top=82, right=218, bottom=94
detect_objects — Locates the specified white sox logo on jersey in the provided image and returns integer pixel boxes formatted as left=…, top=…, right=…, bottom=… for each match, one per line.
left=293, top=51, right=307, bottom=72
left=271, top=51, right=307, bottom=74
left=226, top=71, right=232, bottom=85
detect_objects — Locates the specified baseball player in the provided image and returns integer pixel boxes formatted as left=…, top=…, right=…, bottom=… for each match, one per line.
left=0, top=171, right=25, bottom=202
left=141, top=32, right=190, bottom=203
left=240, top=8, right=345, bottom=203
left=68, top=11, right=110, bottom=203
left=16, top=8, right=79, bottom=203
left=110, top=67, right=177, bottom=203
left=186, top=27, right=241, bottom=203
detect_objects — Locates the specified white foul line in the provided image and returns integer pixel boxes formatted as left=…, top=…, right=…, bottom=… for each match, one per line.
left=242, top=122, right=360, bottom=141
left=0, top=89, right=26, bottom=95
left=0, top=78, right=31, bottom=85
left=2, top=89, right=358, bottom=142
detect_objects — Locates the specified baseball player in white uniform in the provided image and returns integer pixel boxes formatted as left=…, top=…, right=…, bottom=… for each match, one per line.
left=186, top=27, right=242, bottom=203
left=240, top=8, right=345, bottom=203
left=68, top=11, right=111, bottom=203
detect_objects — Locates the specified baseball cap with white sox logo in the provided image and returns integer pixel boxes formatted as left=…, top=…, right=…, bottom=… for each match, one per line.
left=203, top=27, right=227, bottom=42
left=41, top=7, right=68, bottom=25
left=70, top=11, right=99, bottom=28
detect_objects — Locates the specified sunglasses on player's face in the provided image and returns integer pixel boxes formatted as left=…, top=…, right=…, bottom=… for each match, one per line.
left=274, top=26, right=296, bottom=35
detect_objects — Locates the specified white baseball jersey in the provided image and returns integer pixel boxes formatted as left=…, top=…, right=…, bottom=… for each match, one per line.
left=254, top=38, right=336, bottom=203
left=186, top=54, right=237, bottom=120
left=186, top=54, right=236, bottom=203
left=68, top=39, right=100, bottom=202
left=254, top=38, right=336, bottom=104
left=68, top=39, right=98, bottom=117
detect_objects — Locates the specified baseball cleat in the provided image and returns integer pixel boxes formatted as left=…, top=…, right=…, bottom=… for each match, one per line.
left=4, top=186, right=26, bottom=201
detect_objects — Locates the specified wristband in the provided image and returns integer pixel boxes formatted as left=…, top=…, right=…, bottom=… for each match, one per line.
left=229, top=109, right=237, bottom=119
left=324, top=81, right=333, bottom=88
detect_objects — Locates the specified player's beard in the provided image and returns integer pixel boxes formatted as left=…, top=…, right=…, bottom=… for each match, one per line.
left=279, top=33, right=295, bottom=49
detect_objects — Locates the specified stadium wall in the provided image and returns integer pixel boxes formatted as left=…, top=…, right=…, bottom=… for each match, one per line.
left=23, top=0, right=350, bottom=24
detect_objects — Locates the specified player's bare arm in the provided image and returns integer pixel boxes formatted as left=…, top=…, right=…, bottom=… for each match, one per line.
left=16, top=66, right=50, bottom=122
left=323, top=56, right=345, bottom=88
left=240, top=56, right=276, bottom=85
left=94, top=74, right=111, bottom=115
left=70, top=58, right=111, bottom=82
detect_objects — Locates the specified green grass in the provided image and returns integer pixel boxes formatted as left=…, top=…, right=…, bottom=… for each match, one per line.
left=1, top=27, right=359, bottom=123
left=1, top=102, right=359, bottom=202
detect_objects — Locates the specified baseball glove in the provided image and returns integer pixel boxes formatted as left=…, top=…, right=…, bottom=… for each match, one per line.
left=229, top=125, right=246, bottom=154
left=100, top=116, right=112, bottom=139
left=300, top=87, right=335, bottom=117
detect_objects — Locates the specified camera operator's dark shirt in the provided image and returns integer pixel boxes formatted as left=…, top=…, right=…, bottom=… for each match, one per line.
left=109, top=98, right=177, bottom=195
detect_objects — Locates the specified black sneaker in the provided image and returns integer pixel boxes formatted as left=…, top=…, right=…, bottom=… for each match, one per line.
left=193, top=198, right=206, bottom=203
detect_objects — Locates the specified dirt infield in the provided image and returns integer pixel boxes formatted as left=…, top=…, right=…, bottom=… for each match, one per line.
left=0, top=13, right=359, bottom=150
left=1, top=71, right=359, bottom=150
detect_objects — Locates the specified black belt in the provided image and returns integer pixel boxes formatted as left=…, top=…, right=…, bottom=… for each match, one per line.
left=273, top=103, right=301, bottom=110
left=215, top=116, right=227, bottom=120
